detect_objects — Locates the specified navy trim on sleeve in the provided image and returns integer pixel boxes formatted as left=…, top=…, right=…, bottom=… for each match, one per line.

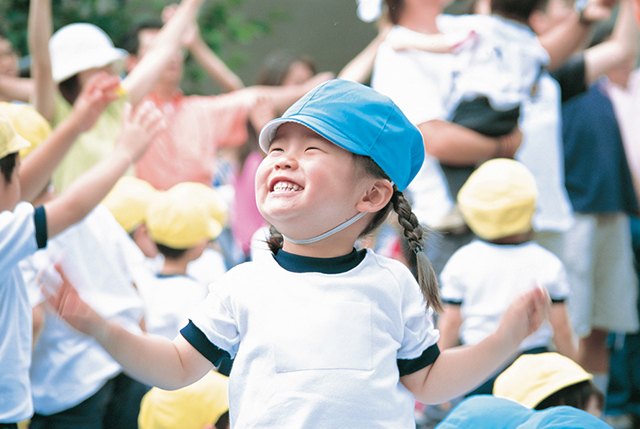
left=34, top=205, right=48, bottom=249
left=551, top=298, right=566, bottom=304
left=180, top=320, right=231, bottom=366
left=442, top=299, right=462, bottom=306
left=398, top=343, right=440, bottom=376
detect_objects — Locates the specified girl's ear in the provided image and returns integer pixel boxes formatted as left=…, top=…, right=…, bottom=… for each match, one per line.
left=356, top=179, right=394, bottom=213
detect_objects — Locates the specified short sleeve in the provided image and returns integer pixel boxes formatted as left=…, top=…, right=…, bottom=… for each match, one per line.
left=0, top=202, right=41, bottom=273
left=183, top=284, right=239, bottom=365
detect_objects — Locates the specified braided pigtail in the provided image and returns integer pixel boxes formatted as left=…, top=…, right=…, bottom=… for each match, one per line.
left=267, top=225, right=284, bottom=254
left=392, top=190, right=443, bottom=313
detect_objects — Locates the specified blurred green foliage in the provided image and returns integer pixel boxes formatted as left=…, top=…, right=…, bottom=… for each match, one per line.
left=0, top=0, right=283, bottom=91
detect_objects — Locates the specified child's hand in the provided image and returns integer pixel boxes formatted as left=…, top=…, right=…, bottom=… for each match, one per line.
left=115, top=100, right=166, bottom=164
left=43, top=262, right=104, bottom=337
left=580, top=0, right=618, bottom=23
left=69, top=72, right=121, bottom=133
left=496, top=287, right=551, bottom=350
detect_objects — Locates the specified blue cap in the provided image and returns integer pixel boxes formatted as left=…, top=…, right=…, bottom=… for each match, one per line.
left=258, top=79, right=424, bottom=191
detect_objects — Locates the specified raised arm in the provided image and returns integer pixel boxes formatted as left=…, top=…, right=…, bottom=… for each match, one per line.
left=535, top=0, right=616, bottom=71
left=120, top=0, right=205, bottom=106
left=46, top=262, right=213, bottom=390
left=0, top=75, right=34, bottom=103
left=584, top=0, right=639, bottom=85
left=401, top=287, right=550, bottom=405
left=168, top=4, right=245, bottom=92
left=43, top=100, right=165, bottom=238
left=19, top=72, right=120, bottom=202
left=338, top=19, right=392, bottom=83
left=28, top=0, right=56, bottom=122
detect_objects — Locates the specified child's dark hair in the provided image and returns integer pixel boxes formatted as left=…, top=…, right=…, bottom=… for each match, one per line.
left=267, top=154, right=443, bottom=313
left=0, top=152, right=18, bottom=183
left=491, top=0, right=549, bottom=22
left=120, top=21, right=163, bottom=56
left=155, top=243, right=188, bottom=260
left=534, top=380, right=605, bottom=412
left=385, top=0, right=404, bottom=25
left=59, top=74, right=81, bottom=106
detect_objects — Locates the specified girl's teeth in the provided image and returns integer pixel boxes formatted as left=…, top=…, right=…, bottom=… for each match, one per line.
left=274, top=182, right=301, bottom=192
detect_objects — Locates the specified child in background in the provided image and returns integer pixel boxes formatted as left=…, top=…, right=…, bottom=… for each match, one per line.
left=137, top=182, right=226, bottom=340
left=0, top=85, right=163, bottom=427
left=387, top=0, right=545, bottom=226
left=493, top=352, right=605, bottom=417
left=437, top=159, right=577, bottom=396
left=138, top=370, right=230, bottom=429
left=102, top=176, right=161, bottom=260
left=4, top=102, right=151, bottom=429
left=47, top=79, right=550, bottom=428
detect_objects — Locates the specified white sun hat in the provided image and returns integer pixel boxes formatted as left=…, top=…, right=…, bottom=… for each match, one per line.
left=49, top=23, right=127, bottom=83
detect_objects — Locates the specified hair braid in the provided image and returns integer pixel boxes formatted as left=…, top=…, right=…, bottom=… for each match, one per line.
left=392, top=190, right=443, bottom=313
left=267, top=225, right=284, bottom=254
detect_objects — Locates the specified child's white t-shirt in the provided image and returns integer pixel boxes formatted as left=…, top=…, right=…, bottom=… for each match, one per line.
left=443, top=14, right=549, bottom=113
left=0, top=202, right=47, bottom=423
left=183, top=248, right=440, bottom=428
left=440, top=240, right=569, bottom=351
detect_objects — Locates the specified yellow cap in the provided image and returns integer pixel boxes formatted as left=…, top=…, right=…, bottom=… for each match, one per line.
left=493, top=353, right=594, bottom=408
left=0, top=102, right=52, bottom=159
left=146, top=182, right=226, bottom=249
left=458, top=158, right=538, bottom=240
left=138, top=371, right=229, bottom=429
left=102, top=177, right=159, bottom=233
left=0, top=112, right=32, bottom=160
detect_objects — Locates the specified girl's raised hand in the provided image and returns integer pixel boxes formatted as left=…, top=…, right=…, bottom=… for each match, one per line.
left=43, top=262, right=106, bottom=338
left=496, top=287, right=551, bottom=351
left=115, top=100, right=166, bottom=164
left=69, top=71, right=121, bottom=133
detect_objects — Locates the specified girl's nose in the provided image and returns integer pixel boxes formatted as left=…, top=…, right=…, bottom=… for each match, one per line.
left=274, top=152, right=298, bottom=170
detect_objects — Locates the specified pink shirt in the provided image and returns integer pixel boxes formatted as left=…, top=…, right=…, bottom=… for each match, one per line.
left=135, top=91, right=251, bottom=191
left=231, top=151, right=266, bottom=256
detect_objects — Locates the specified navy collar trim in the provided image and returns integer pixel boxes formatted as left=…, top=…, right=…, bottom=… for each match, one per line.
left=273, top=248, right=367, bottom=274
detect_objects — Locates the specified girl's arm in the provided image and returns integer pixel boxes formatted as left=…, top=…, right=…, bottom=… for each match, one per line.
left=43, top=100, right=165, bottom=238
left=19, top=72, right=120, bottom=202
left=28, top=0, right=56, bottom=122
left=46, top=264, right=213, bottom=389
left=386, top=31, right=456, bottom=54
left=401, top=287, right=550, bottom=405
left=436, top=304, right=463, bottom=350
left=121, top=0, right=205, bottom=107
left=549, top=302, right=578, bottom=362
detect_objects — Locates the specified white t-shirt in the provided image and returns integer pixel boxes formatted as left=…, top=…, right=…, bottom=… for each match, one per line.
left=440, top=240, right=570, bottom=350
left=20, top=205, right=145, bottom=415
left=442, top=14, right=548, bottom=112
left=372, top=23, right=455, bottom=226
left=517, top=73, right=574, bottom=232
left=0, top=202, right=45, bottom=423
left=183, top=248, right=440, bottom=428
left=137, top=273, right=208, bottom=340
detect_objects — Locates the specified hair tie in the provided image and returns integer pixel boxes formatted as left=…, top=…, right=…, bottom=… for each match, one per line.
left=414, top=245, right=424, bottom=254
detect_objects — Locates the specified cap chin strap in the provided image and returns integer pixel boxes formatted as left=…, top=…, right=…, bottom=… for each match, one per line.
left=282, top=211, right=368, bottom=245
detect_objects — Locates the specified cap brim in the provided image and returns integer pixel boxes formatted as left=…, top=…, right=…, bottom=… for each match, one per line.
left=1, top=133, right=32, bottom=159
left=258, top=116, right=366, bottom=158
left=53, top=48, right=128, bottom=83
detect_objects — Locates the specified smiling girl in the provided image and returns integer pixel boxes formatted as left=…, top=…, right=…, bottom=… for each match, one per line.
left=47, top=79, right=550, bottom=428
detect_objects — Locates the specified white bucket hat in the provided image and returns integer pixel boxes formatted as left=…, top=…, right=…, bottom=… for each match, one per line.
left=49, top=23, right=127, bottom=83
